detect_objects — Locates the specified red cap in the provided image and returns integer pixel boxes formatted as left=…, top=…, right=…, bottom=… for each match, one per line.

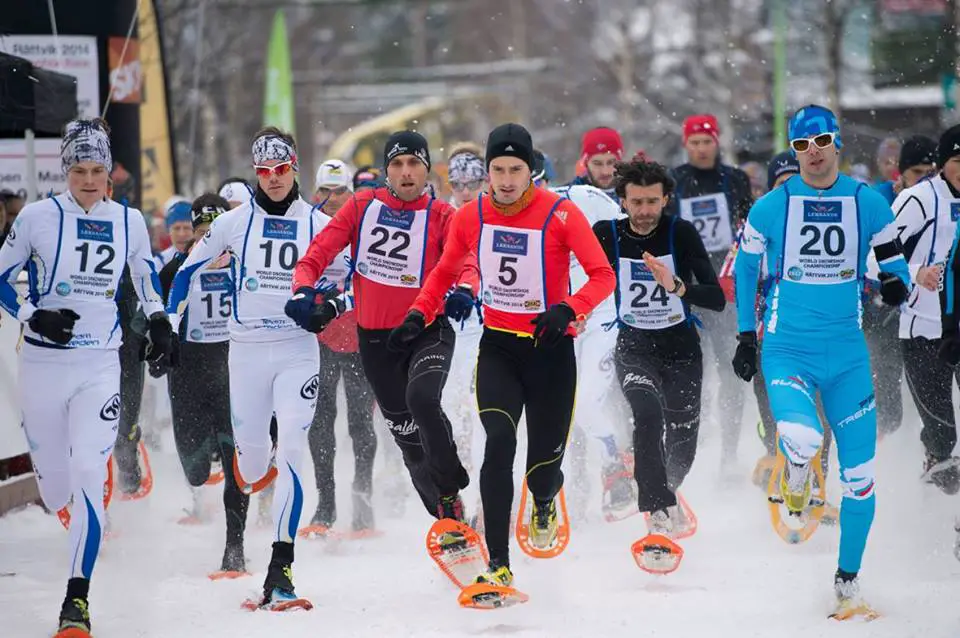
left=683, top=114, right=720, bottom=143
left=581, top=127, right=623, bottom=161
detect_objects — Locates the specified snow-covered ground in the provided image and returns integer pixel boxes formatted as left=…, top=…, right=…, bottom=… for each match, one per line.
left=1, top=395, right=958, bottom=638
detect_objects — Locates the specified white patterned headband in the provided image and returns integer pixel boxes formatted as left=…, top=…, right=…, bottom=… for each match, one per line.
left=61, top=120, right=112, bottom=174
left=252, top=135, right=299, bottom=171
left=448, top=153, right=486, bottom=184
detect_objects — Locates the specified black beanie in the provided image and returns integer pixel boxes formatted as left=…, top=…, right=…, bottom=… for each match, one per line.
left=485, top=123, right=534, bottom=170
left=938, top=125, right=960, bottom=169
left=900, top=135, right=938, bottom=173
left=383, top=130, right=431, bottom=170
left=767, top=151, right=800, bottom=190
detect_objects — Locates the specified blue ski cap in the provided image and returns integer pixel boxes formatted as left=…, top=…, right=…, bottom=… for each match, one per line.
left=788, top=104, right=842, bottom=154
left=165, top=199, right=193, bottom=227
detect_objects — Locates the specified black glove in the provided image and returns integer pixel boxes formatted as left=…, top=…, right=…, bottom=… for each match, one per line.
left=939, top=330, right=960, bottom=366
left=731, top=331, right=759, bottom=382
left=387, top=311, right=426, bottom=352
left=878, top=272, right=909, bottom=306
left=139, top=313, right=174, bottom=362
left=444, top=286, right=475, bottom=323
left=284, top=286, right=318, bottom=328
left=530, top=303, right=575, bottom=348
left=304, top=287, right=347, bottom=333
left=28, top=308, right=80, bottom=345
left=148, top=339, right=180, bottom=378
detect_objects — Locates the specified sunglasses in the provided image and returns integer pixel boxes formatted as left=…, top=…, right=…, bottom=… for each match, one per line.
left=450, top=179, right=484, bottom=192
left=790, top=133, right=836, bottom=153
left=318, top=186, right=350, bottom=196
left=254, top=161, right=294, bottom=178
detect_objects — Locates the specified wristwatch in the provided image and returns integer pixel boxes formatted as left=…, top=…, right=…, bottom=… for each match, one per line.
left=668, top=275, right=684, bottom=294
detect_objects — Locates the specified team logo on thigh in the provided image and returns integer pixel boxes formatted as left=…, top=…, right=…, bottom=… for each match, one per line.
left=99, top=393, right=122, bottom=421
left=300, top=374, right=320, bottom=400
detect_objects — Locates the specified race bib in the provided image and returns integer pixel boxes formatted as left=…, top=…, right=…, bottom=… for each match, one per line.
left=478, top=225, right=546, bottom=313
left=354, top=200, right=429, bottom=287
left=617, top=255, right=685, bottom=329
left=242, top=216, right=306, bottom=295
left=782, top=197, right=859, bottom=285
left=53, top=217, right=125, bottom=300
left=186, top=270, right=232, bottom=343
left=679, top=192, right=733, bottom=253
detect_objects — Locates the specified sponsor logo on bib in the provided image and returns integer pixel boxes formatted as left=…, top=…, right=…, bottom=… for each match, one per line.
left=483, top=290, right=493, bottom=304
left=492, top=230, right=528, bottom=255
left=787, top=266, right=804, bottom=281
left=190, top=328, right=204, bottom=340
left=263, top=218, right=298, bottom=240
left=400, top=274, right=418, bottom=285
left=200, top=272, right=232, bottom=291
left=630, top=261, right=655, bottom=281
left=55, top=281, right=71, bottom=296
left=523, top=299, right=542, bottom=311
left=245, top=277, right=259, bottom=291
left=77, top=219, right=114, bottom=242
left=377, top=206, right=415, bottom=231
left=840, top=268, right=855, bottom=280
left=691, top=200, right=718, bottom=216
left=802, top=199, right=842, bottom=223
left=357, top=262, right=369, bottom=275
left=952, top=202, right=960, bottom=222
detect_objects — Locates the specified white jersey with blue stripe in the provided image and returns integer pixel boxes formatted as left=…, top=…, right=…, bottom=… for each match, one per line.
left=167, top=196, right=326, bottom=343
left=735, top=173, right=910, bottom=338
left=0, top=193, right=164, bottom=349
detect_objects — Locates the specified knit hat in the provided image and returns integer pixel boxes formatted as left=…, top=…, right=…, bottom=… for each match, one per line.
left=217, top=180, right=252, bottom=203
left=788, top=104, right=842, bottom=151
left=897, top=135, right=937, bottom=173
left=937, top=125, right=960, bottom=169
left=61, top=119, right=112, bottom=174
left=767, top=152, right=800, bottom=190
left=682, top=115, right=719, bottom=144
left=315, top=159, right=353, bottom=191
left=165, top=198, right=193, bottom=228
left=581, top=127, right=623, bottom=160
left=485, top=123, right=534, bottom=170
left=383, top=131, right=431, bottom=170
left=531, top=150, right=556, bottom=183
left=353, top=166, right=383, bottom=190
left=448, top=152, right=486, bottom=184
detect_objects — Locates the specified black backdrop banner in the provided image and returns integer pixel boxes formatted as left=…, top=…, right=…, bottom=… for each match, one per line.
left=0, top=0, right=142, bottom=206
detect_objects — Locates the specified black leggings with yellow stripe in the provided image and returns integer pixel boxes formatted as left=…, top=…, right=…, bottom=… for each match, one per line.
left=476, top=328, right=577, bottom=567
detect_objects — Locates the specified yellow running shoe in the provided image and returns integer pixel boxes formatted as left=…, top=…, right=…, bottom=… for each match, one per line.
left=475, top=563, right=514, bottom=588
left=779, top=459, right=812, bottom=515
left=530, top=498, right=558, bottom=549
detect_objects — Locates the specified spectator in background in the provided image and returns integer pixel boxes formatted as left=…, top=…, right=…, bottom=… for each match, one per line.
left=532, top=149, right=556, bottom=188
left=876, top=136, right=902, bottom=184
left=0, top=190, right=24, bottom=241
left=313, top=159, right=353, bottom=213
left=849, top=163, right=872, bottom=185
left=740, top=161, right=767, bottom=199
left=874, top=135, right=937, bottom=205
left=447, top=142, right=487, bottom=206
left=156, top=198, right=193, bottom=267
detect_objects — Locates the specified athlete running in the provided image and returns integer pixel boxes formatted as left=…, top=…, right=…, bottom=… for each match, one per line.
left=0, top=118, right=172, bottom=636
left=290, top=130, right=475, bottom=522
left=733, top=105, right=910, bottom=615
left=594, top=158, right=725, bottom=535
left=167, top=127, right=326, bottom=609
left=395, top=122, right=615, bottom=588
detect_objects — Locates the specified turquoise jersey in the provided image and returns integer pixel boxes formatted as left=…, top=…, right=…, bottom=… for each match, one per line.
left=873, top=180, right=896, bottom=205
left=734, top=174, right=910, bottom=339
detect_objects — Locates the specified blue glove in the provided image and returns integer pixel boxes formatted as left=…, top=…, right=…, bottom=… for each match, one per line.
left=445, top=285, right=475, bottom=322
left=285, top=286, right=317, bottom=327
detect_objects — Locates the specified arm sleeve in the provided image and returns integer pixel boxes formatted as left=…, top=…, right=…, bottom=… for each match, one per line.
left=410, top=210, right=472, bottom=323
left=941, top=223, right=960, bottom=335
left=866, top=191, right=912, bottom=286
left=733, top=200, right=769, bottom=333
left=293, top=196, right=360, bottom=291
left=158, top=254, right=185, bottom=304
left=0, top=215, right=35, bottom=321
left=441, top=205, right=481, bottom=292
left=561, top=203, right=616, bottom=317
left=127, top=211, right=165, bottom=317
left=890, top=190, right=931, bottom=282
left=678, top=222, right=726, bottom=311
left=166, top=216, right=226, bottom=331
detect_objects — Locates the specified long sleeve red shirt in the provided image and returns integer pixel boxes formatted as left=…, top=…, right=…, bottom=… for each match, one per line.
left=411, top=188, right=615, bottom=337
left=293, top=187, right=479, bottom=330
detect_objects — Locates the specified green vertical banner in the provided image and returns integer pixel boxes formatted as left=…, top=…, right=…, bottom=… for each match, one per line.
left=772, top=0, right=787, bottom=153
left=263, top=10, right=295, bottom=134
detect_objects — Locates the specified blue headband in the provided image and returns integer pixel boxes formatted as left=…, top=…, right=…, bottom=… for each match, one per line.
left=788, top=104, right=842, bottom=152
